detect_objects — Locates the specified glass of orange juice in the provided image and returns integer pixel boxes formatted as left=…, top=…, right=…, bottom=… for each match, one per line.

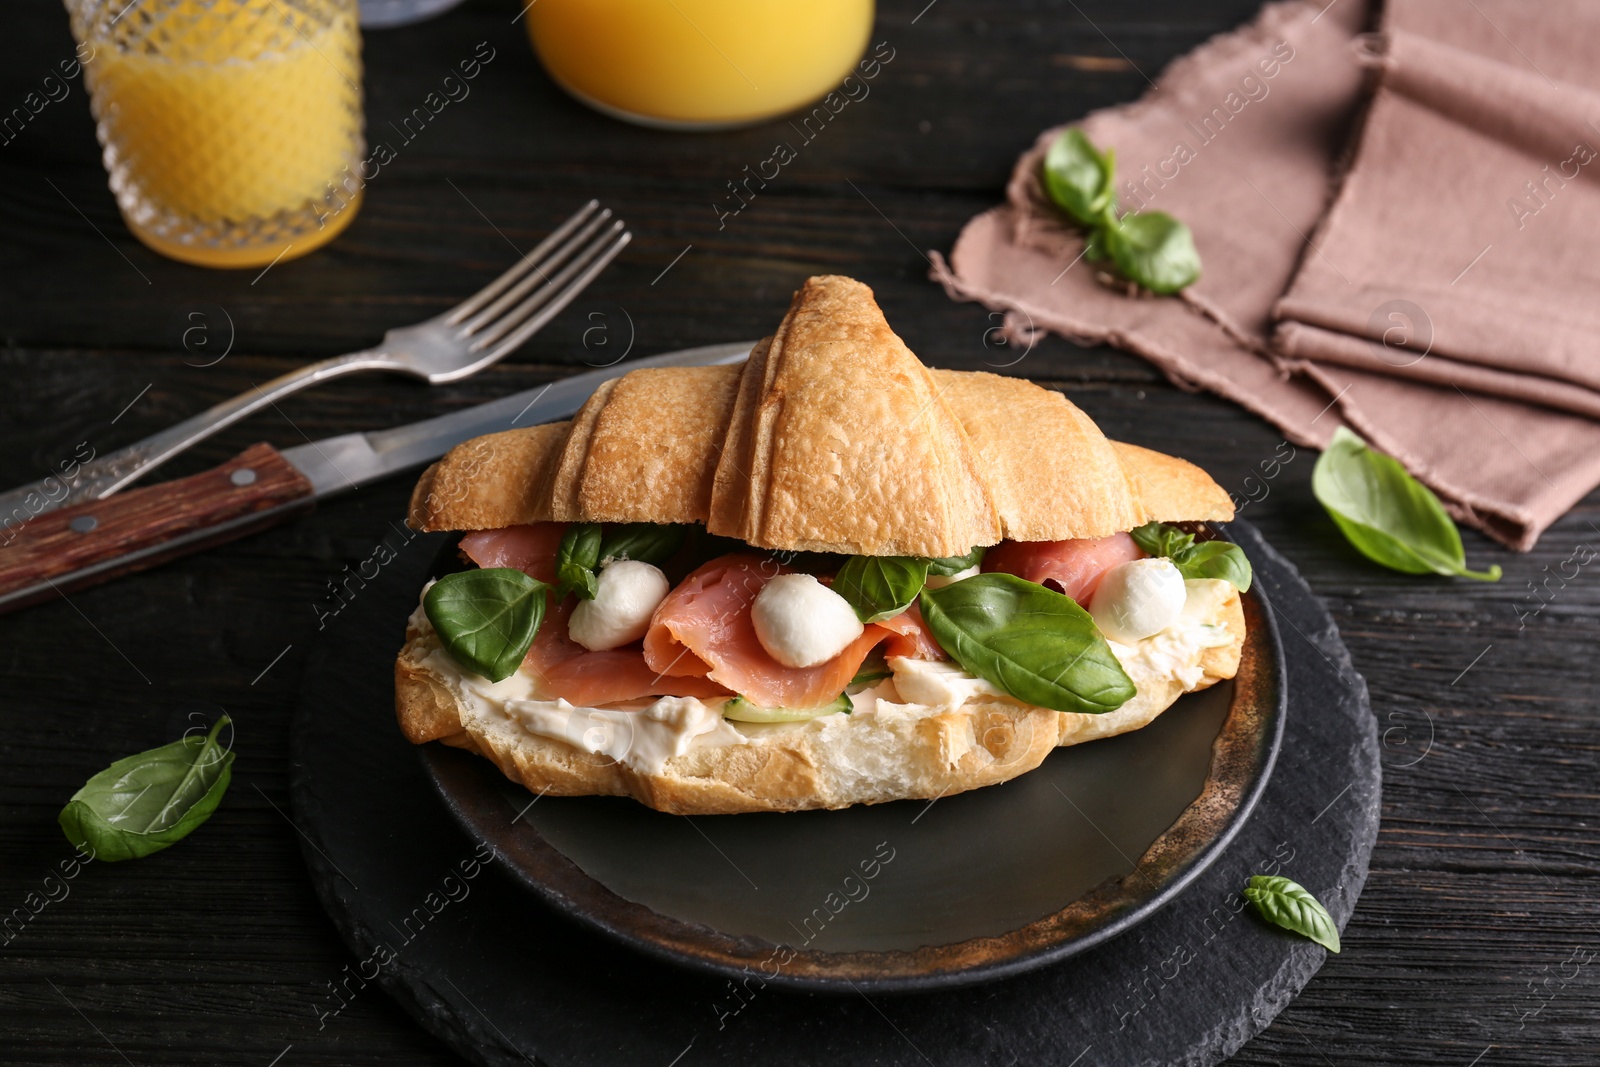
left=64, top=0, right=365, bottom=269
left=526, top=0, right=875, bottom=129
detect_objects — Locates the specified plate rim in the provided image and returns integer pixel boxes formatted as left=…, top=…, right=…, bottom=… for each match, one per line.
left=419, top=526, right=1287, bottom=993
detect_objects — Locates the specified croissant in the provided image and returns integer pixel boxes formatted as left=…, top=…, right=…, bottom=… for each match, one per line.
left=396, top=276, right=1245, bottom=813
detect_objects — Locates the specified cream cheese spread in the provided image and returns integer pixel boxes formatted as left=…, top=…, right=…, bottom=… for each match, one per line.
left=407, top=574, right=1236, bottom=769
left=409, top=589, right=745, bottom=774
left=1105, top=578, right=1236, bottom=690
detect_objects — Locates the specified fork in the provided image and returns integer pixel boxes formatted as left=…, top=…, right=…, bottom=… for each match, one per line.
left=0, top=199, right=630, bottom=520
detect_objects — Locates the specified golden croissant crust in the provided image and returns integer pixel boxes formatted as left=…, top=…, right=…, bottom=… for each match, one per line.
left=408, top=275, right=1234, bottom=550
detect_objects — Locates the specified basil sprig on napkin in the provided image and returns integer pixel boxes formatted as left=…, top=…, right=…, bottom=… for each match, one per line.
left=1312, top=427, right=1501, bottom=581
left=556, top=522, right=687, bottom=600
left=1101, top=212, right=1201, bottom=295
left=1042, top=128, right=1201, bottom=294
left=1129, top=522, right=1252, bottom=591
left=1043, top=129, right=1116, bottom=226
left=425, top=568, right=548, bottom=681
left=59, top=715, right=235, bottom=862
left=1244, top=875, right=1341, bottom=953
left=919, top=573, right=1135, bottom=715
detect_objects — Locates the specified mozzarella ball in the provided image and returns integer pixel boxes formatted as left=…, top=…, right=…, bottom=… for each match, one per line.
left=568, top=560, right=670, bottom=652
left=1089, top=558, right=1187, bottom=644
left=751, top=573, right=864, bottom=669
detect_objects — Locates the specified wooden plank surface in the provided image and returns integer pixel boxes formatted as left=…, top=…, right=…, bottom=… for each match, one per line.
left=2, top=0, right=1597, bottom=1063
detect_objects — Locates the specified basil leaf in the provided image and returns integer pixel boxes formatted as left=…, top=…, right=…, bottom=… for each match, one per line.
left=1038, top=129, right=1199, bottom=293
left=834, top=556, right=929, bottom=623
left=1131, top=522, right=1252, bottom=592
left=1083, top=226, right=1109, bottom=263
left=919, top=573, right=1135, bottom=715
left=556, top=523, right=602, bottom=600
left=424, top=568, right=548, bottom=681
left=599, top=523, right=686, bottom=568
left=1312, top=427, right=1501, bottom=581
left=1129, top=521, right=1194, bottom=560
left=1175, top=540, right=1253, bottom=592
left=1103, top=211, right=1201, bottom=294
left=1244, top=875, right=1340, bottom=953
left=1042, top=128, right=1116, bottom=227
left=58, top=715, right=234, bottom=862
left=924, top=545, right=987, bottom=577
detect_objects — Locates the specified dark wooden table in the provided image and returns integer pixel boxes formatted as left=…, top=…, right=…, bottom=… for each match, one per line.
left=3, top=1, right=1596, bottom=1063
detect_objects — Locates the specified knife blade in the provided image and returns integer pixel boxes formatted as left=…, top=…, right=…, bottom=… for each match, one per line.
left=0, top=341, right=753, bottom=613
left=279, top=340, right=752, bottom=497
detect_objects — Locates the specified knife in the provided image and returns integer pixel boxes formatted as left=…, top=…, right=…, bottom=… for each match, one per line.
left=0, top=341, right=753, bottom=614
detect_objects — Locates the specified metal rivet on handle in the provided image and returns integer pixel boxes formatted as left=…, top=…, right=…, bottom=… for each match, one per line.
left=231, top=468, right=257, bottom=487
left=69, top=515, right=98, bottom=533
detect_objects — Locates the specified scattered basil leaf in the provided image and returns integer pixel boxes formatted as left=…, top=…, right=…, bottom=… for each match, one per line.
left=58, top=715, right=235, bottom=862
left=1312, top=427, right=1501, bottom=581
left=924, top=545, right=987, bottom=577
left=1102, top=211, right=1202, bottom=294
left=599, top=523, right=686, bottom=569
left=556, top=523, right=602, bottom=600
left=1244, top=875, right=1341, bottom=953
left=835, top=556, right=929, bottom=623
left=919, top=573, right=1135, bottom=715
left=1130, top=521, right=1252, bottom=592
left=1042, top=129, right=1116, bottom=227
left=425, top=568, right=548, bottom=681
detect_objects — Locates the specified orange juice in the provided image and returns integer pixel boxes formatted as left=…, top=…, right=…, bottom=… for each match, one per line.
left=68, top=0, right=364, bottom=268
left=527, top=0, right=874, bottom=128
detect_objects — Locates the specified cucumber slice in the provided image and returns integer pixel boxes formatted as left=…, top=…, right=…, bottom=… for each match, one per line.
left=722, top=692, right=851, bottom=723
left=849, top=649, right=891, bottom=690
left=849, top=669, right=891, bottom=690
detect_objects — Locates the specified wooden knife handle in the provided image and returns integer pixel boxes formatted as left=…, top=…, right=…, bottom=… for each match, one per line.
left=0, top=442, right=315, bottom=614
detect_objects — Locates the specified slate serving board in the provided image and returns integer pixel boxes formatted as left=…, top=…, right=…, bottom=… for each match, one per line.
left=289, top=520, right=1379, bottom=1067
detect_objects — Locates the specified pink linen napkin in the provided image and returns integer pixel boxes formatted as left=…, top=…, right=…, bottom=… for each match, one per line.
left=933, top=0, right=1600, bottom=549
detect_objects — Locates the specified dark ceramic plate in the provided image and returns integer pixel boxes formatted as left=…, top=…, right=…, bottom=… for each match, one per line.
left=420, top=534, right=1285, bottom=993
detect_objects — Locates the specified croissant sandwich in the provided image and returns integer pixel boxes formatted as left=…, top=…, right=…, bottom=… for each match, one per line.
left=395, top=275, right=1249, bottom=814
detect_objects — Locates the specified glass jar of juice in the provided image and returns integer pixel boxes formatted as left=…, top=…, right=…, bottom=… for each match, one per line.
left=526, top=0, right=874, bottom=129
left=64, top=0, right=365, bottom=269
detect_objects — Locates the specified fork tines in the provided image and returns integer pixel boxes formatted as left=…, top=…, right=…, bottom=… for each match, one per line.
left=449, top=199, right=632, bottom=361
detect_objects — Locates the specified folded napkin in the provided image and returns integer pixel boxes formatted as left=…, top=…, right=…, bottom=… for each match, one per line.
left=934, top=0, right=1600, bottom=549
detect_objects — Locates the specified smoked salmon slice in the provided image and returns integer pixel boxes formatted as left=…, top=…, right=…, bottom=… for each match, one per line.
left=981, top=533, right=1143, bottom=604
left=876, top=601, right=945, bottom=661
left=459, top=523, right=728, bottom=704
left=645, top=554, right=907, bottom=708
left=458, top=530, right=951, bottom=707
left=521, top=592, right=732, bottom=704
left=459, top=523, right=566, bottom=584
